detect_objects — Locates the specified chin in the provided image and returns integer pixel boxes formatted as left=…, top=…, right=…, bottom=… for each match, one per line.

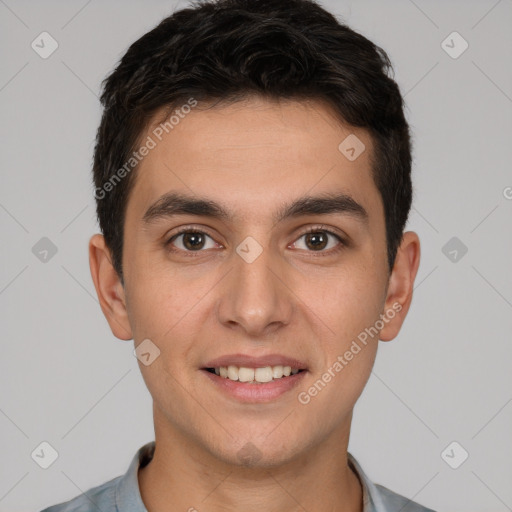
left=203, top=431, right=308, bottom=470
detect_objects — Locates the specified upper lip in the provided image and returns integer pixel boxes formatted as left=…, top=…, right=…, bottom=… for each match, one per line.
left=204, top=353, right=307, bottom=370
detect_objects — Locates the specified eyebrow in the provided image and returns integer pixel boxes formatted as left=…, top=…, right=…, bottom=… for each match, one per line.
left=142, top=191, right=369, bottom=226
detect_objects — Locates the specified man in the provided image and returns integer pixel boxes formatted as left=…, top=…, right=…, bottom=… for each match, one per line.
left=42, top=0, right=431, bottom=510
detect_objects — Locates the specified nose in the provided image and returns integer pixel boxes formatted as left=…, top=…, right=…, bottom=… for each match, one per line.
left=216, top=242, right=294, bottom=337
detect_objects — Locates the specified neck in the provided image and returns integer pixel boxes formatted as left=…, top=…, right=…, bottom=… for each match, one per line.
left=138, top=412, right=363, bottom=512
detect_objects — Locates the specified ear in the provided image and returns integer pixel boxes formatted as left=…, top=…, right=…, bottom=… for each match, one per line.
left=89, top=234, right=133, bottom=340
left=379, top=231, right=421, bottom=342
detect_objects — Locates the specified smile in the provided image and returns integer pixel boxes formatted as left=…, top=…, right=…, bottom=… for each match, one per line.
left=206, top=365, right=304, bottom=383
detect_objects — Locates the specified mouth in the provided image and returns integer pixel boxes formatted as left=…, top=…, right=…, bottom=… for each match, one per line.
left=203, top=365, right=306, bottom=384
left=200, top=354, right=308, bottom=402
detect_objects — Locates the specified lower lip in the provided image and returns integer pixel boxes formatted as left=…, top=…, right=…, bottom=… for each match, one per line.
left=201, top=369, right=307, bottom=403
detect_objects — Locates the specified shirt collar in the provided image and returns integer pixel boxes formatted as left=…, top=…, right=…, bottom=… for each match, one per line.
left=115, top=442, right=154, bottom=511
left=348, top=452, right=389, bottom=512
left=115, top=442, right=385, bottom=512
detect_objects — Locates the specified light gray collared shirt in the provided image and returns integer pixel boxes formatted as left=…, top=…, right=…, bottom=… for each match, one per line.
left=40, top=442, right=435, bottom=512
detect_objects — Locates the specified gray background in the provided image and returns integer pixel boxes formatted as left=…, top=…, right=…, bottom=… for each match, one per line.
left=1, top=0, right=511, bottom=511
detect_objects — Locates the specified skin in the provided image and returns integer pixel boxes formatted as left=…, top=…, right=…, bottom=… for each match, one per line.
left=89, top=96, right=420, bottom=512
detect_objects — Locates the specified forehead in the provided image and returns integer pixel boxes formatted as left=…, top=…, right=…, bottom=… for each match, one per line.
left=127, top=96, right=382, bottom=225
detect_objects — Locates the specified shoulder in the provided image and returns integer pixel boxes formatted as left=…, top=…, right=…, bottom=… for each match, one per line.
left=39, top=442, right=154, bottom=512
left=347, top=452, right=436, bottom=512
left=374, top=483, right=437, bottom=512
left=39, top=475, right=121, bottom=512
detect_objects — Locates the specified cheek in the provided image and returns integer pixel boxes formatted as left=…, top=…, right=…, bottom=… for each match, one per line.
left=293, top=341, right=378, bottom=446
left=305, top=264, right=385, bottom=341
left=124, top=256, right=203, bottom=341
left=125, top=264, right=210, bottom=386
left=297, top=265, right=383, bottom=399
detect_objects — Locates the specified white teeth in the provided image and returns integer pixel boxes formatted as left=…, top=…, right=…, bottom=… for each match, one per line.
left=227, top=365, right=239, bottom=381
left=213, top=365, right=301, bottom=383
left=272, top=365, right=284, bottom=378
left=255, top=367, right=273, bottom=382
left=238, top=367, right=255, bottom=382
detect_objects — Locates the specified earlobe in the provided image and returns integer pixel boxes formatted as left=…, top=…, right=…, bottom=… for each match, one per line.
left=89, top=234, right=133, bottom=341
left=379, top=231, right=421, bottom=342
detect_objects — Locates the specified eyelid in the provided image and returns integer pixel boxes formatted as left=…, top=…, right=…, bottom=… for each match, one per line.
left=300, top=224, right=346, bottom=239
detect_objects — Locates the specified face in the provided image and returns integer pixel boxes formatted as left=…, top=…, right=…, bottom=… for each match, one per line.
left=91, top=96, right=418, bottom=468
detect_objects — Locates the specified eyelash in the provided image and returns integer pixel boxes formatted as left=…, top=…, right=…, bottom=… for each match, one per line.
left=165, top=225, right=346, bottom=256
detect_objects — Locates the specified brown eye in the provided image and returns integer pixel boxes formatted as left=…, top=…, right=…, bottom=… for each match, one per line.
left=167, top=230, right=217, bottom=252
left=182, top=232, right=206, bottom=250
left=304, top=232, right=329, bottom=251
left=291, top=228, right=344, bottom=253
